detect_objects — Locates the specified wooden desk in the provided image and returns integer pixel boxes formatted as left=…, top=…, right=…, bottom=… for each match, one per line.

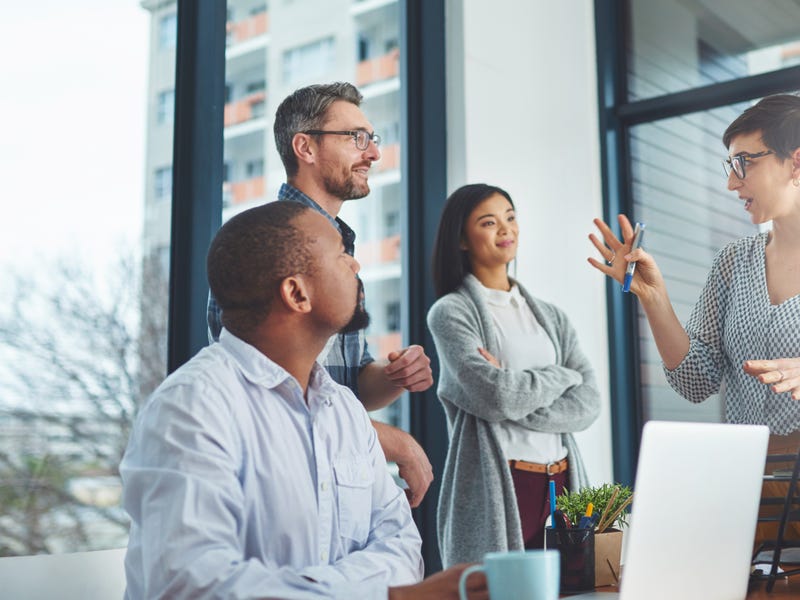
left=747, top=575, right=800, bottom=598
left=570, top=576, right=800, bottom=598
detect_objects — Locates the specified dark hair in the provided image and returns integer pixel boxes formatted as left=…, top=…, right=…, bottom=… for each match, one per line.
left=207, top=202, right=315, bottom=336
left=723, top=94, right=800, bottom=159
left=431, top=183, right=514, bottom=298
left=274, top=82, right=363, bottom=177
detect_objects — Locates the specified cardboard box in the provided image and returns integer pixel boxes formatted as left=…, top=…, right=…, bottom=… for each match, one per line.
left=594, top=528, right=623, bottom=587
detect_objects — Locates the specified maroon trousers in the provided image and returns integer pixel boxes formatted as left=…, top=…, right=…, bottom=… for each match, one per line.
left=510, top=467, right=569, bottom=549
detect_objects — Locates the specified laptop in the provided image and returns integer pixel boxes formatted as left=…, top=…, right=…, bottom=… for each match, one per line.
left=571, top=420, right=769, bottom=600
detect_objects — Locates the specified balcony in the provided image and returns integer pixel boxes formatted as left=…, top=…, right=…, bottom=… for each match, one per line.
left=227, top=11, right=269, bottom=45
left=223, top=176, right=265, bottom=206
left=356, top=234, right=400, bottom=267
left=374, top=142, right=399, bottom=173
left=224, top=91, right=266, bottom=127
left=370, top=332, right=403, bottom=360
left=356, top=48, right=399, bottom=87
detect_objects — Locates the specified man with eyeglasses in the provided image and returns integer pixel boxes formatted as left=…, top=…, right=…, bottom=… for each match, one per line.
left=208, top=82, right=435, bottom=509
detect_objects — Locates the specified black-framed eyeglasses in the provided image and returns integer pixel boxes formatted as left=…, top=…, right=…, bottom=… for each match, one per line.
left=302, top=129, right=381, bottom=151
left=723, top=150, right=774, bottom=179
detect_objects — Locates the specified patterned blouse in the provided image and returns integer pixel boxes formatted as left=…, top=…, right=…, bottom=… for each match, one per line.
left=664, top=232, right=800, bottom=434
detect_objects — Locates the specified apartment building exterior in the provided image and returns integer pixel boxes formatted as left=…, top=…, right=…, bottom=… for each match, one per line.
left=140, top=0, right=407, bottom=428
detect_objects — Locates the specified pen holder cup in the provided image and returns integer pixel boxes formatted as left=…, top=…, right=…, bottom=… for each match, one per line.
left=545, top=526, right=595, bottom=593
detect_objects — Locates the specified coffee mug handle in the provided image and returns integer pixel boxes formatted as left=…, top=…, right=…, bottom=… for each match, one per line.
left=458, top=564, right=486, bottom=600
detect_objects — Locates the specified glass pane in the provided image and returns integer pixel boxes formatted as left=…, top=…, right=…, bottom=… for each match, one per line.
left=222, top=0, right=407, bottom=431
left=0, top=2, right=170, bottom=555
left=628, top=100, right=784, bottom=424
left=627, top=0, right=800, bottom=100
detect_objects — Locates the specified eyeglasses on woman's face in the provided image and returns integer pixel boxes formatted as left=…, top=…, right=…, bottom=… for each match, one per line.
left=722, top=150, right=774, bottom=179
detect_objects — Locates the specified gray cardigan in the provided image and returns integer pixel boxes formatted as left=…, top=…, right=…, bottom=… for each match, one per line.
left=427, top=274, right=600, bottom=567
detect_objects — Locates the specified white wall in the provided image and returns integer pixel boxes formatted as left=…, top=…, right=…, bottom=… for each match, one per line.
left=445, top=0, right=613, bottom=485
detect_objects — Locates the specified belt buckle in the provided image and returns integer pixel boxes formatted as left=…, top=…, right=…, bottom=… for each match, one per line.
left=546, top=461, right=559, bottom=476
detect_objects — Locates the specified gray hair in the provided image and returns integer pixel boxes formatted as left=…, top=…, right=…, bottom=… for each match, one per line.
left=273, top=82, right=363, bottom=177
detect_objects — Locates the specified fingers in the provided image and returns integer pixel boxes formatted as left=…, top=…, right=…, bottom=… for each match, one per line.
left=744, top=359, right=800, bottom=400
left=743, top=359, right=777, bottom=376
left=477, top=347, right=500, bottom=368
left=617, top=214, right=634, bottom=242
left=592, top=217, right=622, bottom=248
left=769, top=368, right=800, bottom=399
left=395, top=431, right=433, bottom=507
left=385, top=345, right=433, bottom=392
left=398, top=460, right=433, bottom=507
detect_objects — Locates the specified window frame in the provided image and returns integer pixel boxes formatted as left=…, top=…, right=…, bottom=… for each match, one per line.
left=594, top=0, right=800, bottom=485
left=170, top=0, right=448, bottom=572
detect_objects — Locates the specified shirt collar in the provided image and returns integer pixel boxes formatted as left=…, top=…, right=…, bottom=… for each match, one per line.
left=219, top=328, right=341, bottom=404
left=476, top=278, right=523, bottom=307
left=278, top=183, right=356, bottom=255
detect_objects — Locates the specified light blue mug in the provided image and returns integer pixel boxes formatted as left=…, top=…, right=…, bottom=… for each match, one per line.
left=458, top=549, right=560, bottom=600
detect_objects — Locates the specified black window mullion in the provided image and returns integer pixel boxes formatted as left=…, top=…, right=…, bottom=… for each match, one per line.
left=401, top=0, right=448, bottom=574
left=168, top=0, right=226, bottom=374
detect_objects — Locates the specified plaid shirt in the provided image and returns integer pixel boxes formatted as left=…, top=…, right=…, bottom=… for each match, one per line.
left=207, top=183, right=374, bottom=396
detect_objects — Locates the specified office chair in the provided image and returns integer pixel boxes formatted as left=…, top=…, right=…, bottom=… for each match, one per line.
left=752, top=448, right=800, bottom=592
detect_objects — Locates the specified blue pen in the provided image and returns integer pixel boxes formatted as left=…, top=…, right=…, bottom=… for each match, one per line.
left=622, top=222, right=646, bottom=293
left=549, top=480, right=557, bottom=526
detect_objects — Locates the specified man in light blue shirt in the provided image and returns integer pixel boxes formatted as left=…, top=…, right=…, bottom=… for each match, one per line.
left=122, top=202, right=486, bottom=599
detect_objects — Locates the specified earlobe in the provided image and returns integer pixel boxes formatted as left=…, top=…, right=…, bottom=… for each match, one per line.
left=292, top=133, right=315, bottom=167
left=280, top=276, right=312, bottom=314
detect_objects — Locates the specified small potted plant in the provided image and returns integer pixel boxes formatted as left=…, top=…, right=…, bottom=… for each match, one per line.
left=556, top=483, right=633, bottom=587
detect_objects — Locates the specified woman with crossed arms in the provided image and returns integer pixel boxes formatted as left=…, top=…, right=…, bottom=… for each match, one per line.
left=428, top=183, right=600, bottom=567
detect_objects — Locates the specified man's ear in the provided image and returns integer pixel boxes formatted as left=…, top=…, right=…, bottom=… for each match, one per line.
left=292, top=133, right=316, bottom=168
left=279, top=275, right=312, bottom=314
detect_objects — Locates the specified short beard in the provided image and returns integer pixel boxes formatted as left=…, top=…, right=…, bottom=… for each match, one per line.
left=340, top=279, right=370, bottom=334
left=322, top=167, right=370, bottom=200
left=340, top=303, right=370, bottom=334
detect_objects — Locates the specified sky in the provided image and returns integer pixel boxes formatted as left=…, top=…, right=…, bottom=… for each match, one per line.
left=0, top=1, right=150, bottom=275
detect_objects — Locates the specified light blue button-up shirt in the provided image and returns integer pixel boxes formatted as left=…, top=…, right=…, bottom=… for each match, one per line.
left=121, top=329, right=423, bottom=599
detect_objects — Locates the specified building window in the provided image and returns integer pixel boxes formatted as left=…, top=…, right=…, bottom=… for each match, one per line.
left=157, top=89, right=174, bottom=125
left=154, top=166, right=172, bottom=202
left=158, top=13, right=177, bottom=51
left=246, top=159, right=264, bottom=178
left=386, top=302, right=401, bottom=332
left=282, top=37, right=335, bottom=85
left=246, top=80, right=266, bottom=94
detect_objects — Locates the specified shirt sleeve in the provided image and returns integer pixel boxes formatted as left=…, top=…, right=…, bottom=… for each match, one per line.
left=121, top=382, right=407, bottom=600
left=359, top=330, right=375, bottom=367
left=663, top=245, right=733, bottom=402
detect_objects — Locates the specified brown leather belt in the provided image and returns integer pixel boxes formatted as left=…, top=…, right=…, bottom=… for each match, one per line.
left=508, top=457, right=569, bottom=475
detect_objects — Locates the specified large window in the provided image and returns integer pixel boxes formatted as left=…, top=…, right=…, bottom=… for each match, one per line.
left=628, top=0, right=800, bottom=100
left=596, top=0, right=800, bottom=481
left=0, top=2, right=164, bottom=555
left=0, top=0, right=444, bottom=568
left=222, top=0, right=408, bottom=433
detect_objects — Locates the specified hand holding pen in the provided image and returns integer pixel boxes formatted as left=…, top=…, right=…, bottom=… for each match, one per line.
left=622, top=223, right=645, bottom=292
left=588, top=214, right=665, bottom=300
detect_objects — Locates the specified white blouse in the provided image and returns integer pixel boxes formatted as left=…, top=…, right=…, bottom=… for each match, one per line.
left=480, top=282, right=568, bottom=463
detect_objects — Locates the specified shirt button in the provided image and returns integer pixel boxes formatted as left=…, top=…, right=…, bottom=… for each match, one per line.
left=320, top=481, right=328, bottom=492
left=320, top=551, right=328, bottom=561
